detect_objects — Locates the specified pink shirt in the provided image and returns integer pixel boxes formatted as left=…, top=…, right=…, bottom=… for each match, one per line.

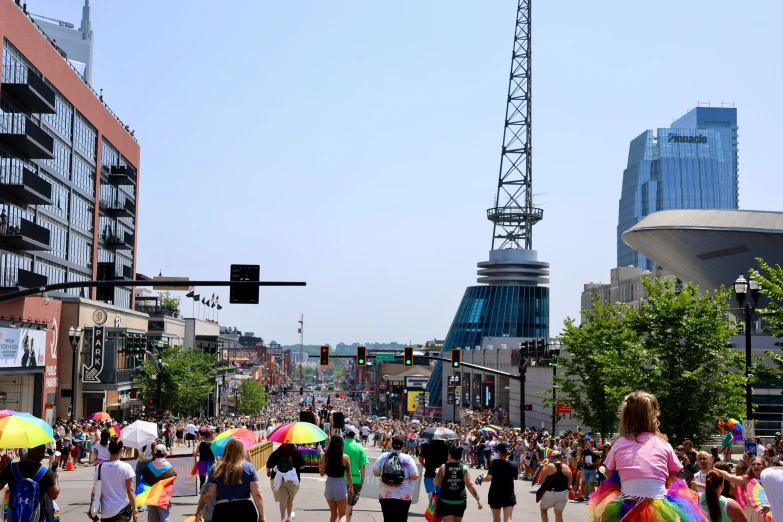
left=603, top=432, right=681, bottom=483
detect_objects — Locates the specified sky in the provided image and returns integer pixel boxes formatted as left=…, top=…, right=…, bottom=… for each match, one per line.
left=28, top=0, right=783, bottom=346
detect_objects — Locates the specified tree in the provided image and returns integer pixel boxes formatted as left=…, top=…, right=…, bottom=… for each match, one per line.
left=750, top=258, right=783, bottom=383
left=553, top=278, right=747, bottom=446
left=159, top=291, right=181, bottom=314
left=238, top=380, right=267, bottom=415
left=135, top=347, right=218, bottom=415
left=552, top=295, right=649, bottom=440
left=627, top=278, right=744, bottom=446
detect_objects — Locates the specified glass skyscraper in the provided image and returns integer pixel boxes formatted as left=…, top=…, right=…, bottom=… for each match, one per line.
left=617, top=107, right=738, bottom=270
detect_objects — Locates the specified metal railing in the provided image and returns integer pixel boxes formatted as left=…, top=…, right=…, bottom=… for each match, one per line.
left=1, top=62, right=55, bottom=108
left=0, top=114, right=54, bottom=151
left=249, top=441, right=273, bottom=472
left=12, top=2, right=139, bottom=143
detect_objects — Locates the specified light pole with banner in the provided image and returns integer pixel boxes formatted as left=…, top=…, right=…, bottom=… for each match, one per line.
left=734, top=273, right=761, bottom=420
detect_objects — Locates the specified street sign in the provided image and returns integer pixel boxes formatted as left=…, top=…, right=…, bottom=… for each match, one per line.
left=745, top=440, right=757, bottom=456
left=556, top=403, right=572, bottom=414
left=742, top=419, right=755, bottom=439
left=375, top=353, right=395, bottom=362
left=230, top=264, right=260, bottom=304
left=152, top=276, right=189, bottom=290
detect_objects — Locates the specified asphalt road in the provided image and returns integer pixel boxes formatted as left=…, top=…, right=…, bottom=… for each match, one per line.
left=53, top=444, right=591, bottom=522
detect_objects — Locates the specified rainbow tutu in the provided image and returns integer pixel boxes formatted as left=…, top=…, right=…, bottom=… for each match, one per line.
left=589, top=475, right=706, bottom=522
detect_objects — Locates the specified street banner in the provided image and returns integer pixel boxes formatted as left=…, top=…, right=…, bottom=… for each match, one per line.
left=360, top=457, right=423, bottom=503
left=0, top=327, right=46, bottom=368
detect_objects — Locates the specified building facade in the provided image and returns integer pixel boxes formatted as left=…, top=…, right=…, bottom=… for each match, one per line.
left=580, top=265, right=666, bottom=322
left=31, top=0, right=94, bottom=84
left=1, top=0, right=139, bottom=307
left=0, top=0, right=139, bottom=421
left=617, top=106, right=738, bottom=271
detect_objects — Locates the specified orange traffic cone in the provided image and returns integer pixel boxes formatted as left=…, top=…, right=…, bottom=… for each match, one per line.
left=65, top=451, right=74, bottom=471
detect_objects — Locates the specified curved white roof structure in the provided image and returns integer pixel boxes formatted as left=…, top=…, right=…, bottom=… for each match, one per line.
left=621, top=209, right=783, bottom=292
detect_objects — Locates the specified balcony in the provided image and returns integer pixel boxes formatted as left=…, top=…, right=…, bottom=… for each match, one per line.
left=102, top=230, right=133, bottom=251
left=108, top=165, right=136, bottom=186
left=0, top=159, right=53, bottom=206
left=99, top=199, right=135, bottom=218
left=0, top=115, right=54, bottom=160
left=0, top=218, right=51, bottom=251
left=17, top=268, right=47, bottom=289
left=1, top=64, right=56, bottom=114
left=118, top=264, right=133, bottom=280
left=100, top=368, right=138, bottom=386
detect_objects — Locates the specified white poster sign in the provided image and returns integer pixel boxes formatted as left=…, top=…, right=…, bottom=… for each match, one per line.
left=0, top=327, right=46, bottom=368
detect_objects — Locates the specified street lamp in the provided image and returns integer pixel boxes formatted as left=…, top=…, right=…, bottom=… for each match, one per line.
left=549, top=339, right=562, bottom=435
left=734, top=273, right=761, bottom=420
left=68, top=326, right=83, bottom=422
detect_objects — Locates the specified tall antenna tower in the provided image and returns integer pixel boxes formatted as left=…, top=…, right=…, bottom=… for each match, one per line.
left=487, top=0, right=542, bottom=250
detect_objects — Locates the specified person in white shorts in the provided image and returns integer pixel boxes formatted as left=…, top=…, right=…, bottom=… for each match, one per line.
left=760, top=467, right=783, bottom=521
left=538, top=451, right=572, bottom=522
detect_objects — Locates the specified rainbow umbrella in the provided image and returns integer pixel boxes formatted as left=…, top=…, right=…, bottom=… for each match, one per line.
left=533, top=458, right=550, bottom=484
left=268, top=422, right=328, bottom=444
left=479, top=428, right=498, bottom=436
left=88, top=412, right=112, bottom=421
left=718, top=419, right=743, bottom=442
left=210, top=428, right=257, bottom=457
left=0, top=412, right=53, bottom=448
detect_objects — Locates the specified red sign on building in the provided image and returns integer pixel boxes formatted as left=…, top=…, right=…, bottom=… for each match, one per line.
left=556, top=403, right=572, bottom=414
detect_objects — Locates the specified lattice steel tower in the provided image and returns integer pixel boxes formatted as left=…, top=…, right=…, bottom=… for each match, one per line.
left=488, top=0, right=542, bottom=251
left=426, top=0, right=550, bottom=420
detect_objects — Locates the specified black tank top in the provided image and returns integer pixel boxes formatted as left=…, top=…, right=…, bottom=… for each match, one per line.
left=546, top=463, right=569, bottom=492
left=439, top=462, right=467, bottom=502
left=199, top=440, right=215, bottom=461
left=326, top=454, right=345, bottom=478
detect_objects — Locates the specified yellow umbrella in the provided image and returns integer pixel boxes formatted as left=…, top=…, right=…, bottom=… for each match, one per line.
left=0, top=412, right=53, bottom=448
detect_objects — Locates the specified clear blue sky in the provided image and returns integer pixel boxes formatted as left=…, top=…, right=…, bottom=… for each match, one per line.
left=29, top=0, right=783, bottom=345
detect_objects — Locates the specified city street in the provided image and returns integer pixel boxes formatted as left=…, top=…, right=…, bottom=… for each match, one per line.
left=54, top=443, right=590, bottom=522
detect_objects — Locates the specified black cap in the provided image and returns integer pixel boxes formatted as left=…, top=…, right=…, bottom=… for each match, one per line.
left=392, top=435, right=406, bottom=449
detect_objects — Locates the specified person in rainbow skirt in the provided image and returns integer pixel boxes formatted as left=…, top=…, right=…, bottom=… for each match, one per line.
left=589, top=391, right=706, bottom=522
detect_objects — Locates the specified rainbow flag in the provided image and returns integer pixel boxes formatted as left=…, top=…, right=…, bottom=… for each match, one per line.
left=136, top=476, right=176, bottom=508
left=109, top=423, right=121, bottom=438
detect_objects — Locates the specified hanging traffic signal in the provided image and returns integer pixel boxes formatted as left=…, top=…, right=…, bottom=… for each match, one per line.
left=356, top=346, right=366, bottom=366
left=404, top=346, right=414, bottom=367
left=451, top=348, right=461, bottom=369
left=319, top=345, right=330, bottom=366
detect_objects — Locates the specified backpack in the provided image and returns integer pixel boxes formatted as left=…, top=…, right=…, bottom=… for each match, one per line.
left=277, top=453, right=294, bottom=474
left=380, top=453, right=405, bottom=486
left=9, top=463, right=46, bottom=522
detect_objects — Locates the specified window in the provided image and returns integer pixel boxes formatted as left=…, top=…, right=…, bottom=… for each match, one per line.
left=72, top=154, right=95, bottom=196
left=69, top=231, right=92, bottom=269
left=66, top=270, right=90, bottom=297
left=36, top=215, right=67, bottom=260
left=70, top=192, right=94, bottom=232
left=42, top=92, right=72, bottom=141
left=74, top=112, right=96, bottom=160
left=41, top=137, right=70, bottom=178
left=0, top=250, right=32, bottom=287
left=101, top=138, right=118, bottom=169
left=34, top=259, right=66, bottom=285
left=38, top=169, right=68, bottom=220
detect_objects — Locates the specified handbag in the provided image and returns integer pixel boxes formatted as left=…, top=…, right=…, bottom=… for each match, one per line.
left=88, top=463, right=103, bottom=521
left=424, top=486, right=441, bottom=522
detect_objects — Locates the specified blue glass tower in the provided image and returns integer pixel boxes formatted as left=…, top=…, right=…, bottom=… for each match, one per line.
left=617, top=107, right=738, bottom=270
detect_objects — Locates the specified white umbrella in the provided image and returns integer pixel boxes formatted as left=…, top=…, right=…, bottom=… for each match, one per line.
left=411, top=419, right=421, bottom=424
left=120, top=420, right=158, bottom=450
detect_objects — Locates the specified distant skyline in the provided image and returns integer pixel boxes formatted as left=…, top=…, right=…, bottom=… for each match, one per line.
left=26, top=1, right=783, bottom=345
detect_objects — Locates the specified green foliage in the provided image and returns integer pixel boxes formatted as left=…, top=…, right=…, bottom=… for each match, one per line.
left=159, top=291, right=181, bottom=313
left=238, top=380, right=267, bottom=415
left=751, top=258, right=783, bottom=382
left=552, top=294, right=648, bottom=440
left=135, top=347, right=218, bottom=415
left=628, top=278, right=743, bottom=446
left=553, top=277, right=745, bottom=446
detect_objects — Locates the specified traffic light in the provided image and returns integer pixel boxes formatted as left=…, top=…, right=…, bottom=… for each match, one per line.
left=451, top=348, right=461, bottom=369
left=319, top=345, right=330, bottom=366
left=525, top=404, right=533, bottom=411
left=149, top=398, right=155, bottom=405
left=356, top=346, right=366, bottom=366
left=404, top=346, right=413, bottom=367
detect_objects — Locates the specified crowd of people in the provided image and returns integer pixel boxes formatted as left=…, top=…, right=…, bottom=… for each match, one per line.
left=3, top=388, right=783, bottom=522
